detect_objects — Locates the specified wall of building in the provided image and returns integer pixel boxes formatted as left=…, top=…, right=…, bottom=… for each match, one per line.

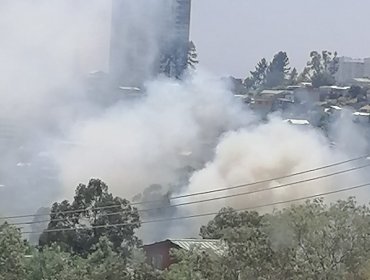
left=143, top=240, right=176, bottom=270
left=364, top=58, right=370, bottom=78
left=336, top=57, right=365, bottom=84
left=336, top=56, right=370, bottom=84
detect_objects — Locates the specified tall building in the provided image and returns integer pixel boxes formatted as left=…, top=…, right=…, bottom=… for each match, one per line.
left=335, top=56, right=370, bottom=84
left=159, top=0, right=192, bottom=79
left=109, top=0, right=192, bottom=87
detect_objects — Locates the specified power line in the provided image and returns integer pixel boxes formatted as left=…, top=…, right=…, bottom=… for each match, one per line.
left=21, top=181, right=370, bottom=235
left=1, top=154, right=367, bottom=222
left=8, top=163, right=370, bottom=228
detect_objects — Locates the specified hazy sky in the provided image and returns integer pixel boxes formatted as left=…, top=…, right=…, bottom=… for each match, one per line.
left=190, top=0, right=370, bottom=77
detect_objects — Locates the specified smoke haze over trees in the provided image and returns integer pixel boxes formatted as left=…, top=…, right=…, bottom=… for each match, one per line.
left=2, top=194, right=370, bottom=279
left=0, top=2, right=370, bottom=279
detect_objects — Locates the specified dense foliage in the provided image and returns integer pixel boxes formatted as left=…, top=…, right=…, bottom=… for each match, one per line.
left=170, top=198, right=370, bottom=280
left=1, top=179, right=370, bottom=279
left=39, top=179, right=140, bottom=257
left=244, top=50, right=339, bottom=90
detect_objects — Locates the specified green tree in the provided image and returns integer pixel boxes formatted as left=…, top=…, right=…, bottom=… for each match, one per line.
left=199, top=207, right=263, bottom=239
left=165, top=248, right=227, bottom=280
left=288, top=67, right=298, bottom=85
left=86, top=237, right=163, bottom=280
left=187, top=41, right=199, bottom=70
left=247, top=58, right=268, bottom=89
left=176, top=198, right=370, bottom=280
left=26, top=245, right=88, bottom=280
left=265, top=51, right=291, bottom=88
left=39, top=179, right=141, bottom=256
left=303, top=50, right=339, bottom=88
left=0, top=223, right=28, bottom=280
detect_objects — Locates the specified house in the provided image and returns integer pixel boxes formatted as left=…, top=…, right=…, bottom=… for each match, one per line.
left=351, top=78, right=370, bottom=88
left=251, top=89, right=292, bottom=117
left=284, top=119, right=310, bottom=126
left=335, top=57, right=370, bottom=84
left=319, top=86, right=350, bottom=100
left=143, top=239, right=225, bottom=270
left=293, top=86, right=321, bottom=103
left=353, top=111, right=370, bottom=124
left=359, top=104, right=370, bottom=113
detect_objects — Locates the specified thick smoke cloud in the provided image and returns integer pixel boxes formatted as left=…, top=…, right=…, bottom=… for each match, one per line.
left=55, top=73, right=254, bottom=200
left=0, top=0, right=369, bottom=244
left=164, top=118, right=370, bottom=239
left=0, top=0, right=111, bottom=215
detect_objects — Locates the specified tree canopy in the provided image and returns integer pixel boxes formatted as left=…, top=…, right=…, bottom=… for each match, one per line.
left=39, top=179, right=141, bottom=256
left=168, top=198, right=370, bottom=280
left=1, top=179, right=370, bottom=280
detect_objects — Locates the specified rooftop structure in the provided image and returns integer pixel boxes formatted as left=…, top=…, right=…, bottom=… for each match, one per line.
left=143, top=239, right=225, bottom=270
left=284, top=119, right=310, bottom=126
left=336, top=57, right=370, bottom=85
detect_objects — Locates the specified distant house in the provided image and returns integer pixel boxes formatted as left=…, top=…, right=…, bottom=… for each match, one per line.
left=143, top=239, right=225, bottom=270
left=335, top=57, right=370, bottom=84
left=293, top=86, right=321, bottom=103
left=351, top=78, right=370, bottom=88
left=353, top=111, right=370, bottom=124
left=284, top=119, right=310, bottom=126
left=251, top=89, right=292, bottom=117
left=359, top=104, right=370, bottom=113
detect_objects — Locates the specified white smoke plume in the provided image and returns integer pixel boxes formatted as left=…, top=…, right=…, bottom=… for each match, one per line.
left=0, top=0, right=112, bottom=215
left=167, top=116, right=370, bottom=238
left=0, top=0, right=369, bottom=244
left=54, top=73, right=254, bottom=200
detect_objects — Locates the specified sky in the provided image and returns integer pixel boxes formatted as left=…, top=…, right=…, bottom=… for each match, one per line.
left=190, top=0, right=370, bottom=77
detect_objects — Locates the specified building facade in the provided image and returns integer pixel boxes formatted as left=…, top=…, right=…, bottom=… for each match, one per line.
left=336, top=57, right=370, bottom=84
left=109, top=0, right=191, bottom=87
left=143, top=239, right=225, bottom=270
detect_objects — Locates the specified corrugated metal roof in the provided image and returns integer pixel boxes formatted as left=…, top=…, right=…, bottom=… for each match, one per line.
left=169, top=239, right=226, bottom=255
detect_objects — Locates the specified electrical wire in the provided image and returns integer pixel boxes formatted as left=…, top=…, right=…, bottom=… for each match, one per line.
left=21, top=181, right=370, bottom=235
left=1, top=154, right=367, bottom=222
left=7, top=162, right=370, bottom=227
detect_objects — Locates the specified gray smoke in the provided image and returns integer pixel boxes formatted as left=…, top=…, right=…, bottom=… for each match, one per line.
left=1, top=0, right=369, bottom=244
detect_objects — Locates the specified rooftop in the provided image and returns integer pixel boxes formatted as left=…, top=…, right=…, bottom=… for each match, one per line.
left=353, top=78, right=370, bottom=83
left=144, top=239, right=227, bottom=255
left=170, top=239, right=226, bottom=254
left=284, top=119, right=310, bottom=125
left=260, top=89, right=287, bottom=95
left=360, top=105, right=370, bottom=112
left=353, top=112, right=370, bottom=117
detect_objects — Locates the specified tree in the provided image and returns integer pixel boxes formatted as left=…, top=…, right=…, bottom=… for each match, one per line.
left=200, top=207, right=263, bottom=239
left=165, top=247, right=229, bottom=280
left=160, top=53, right=177, bottom=78
left=26, top=245, right=88, bottom=280
left=265, top=51, right=291, bottom=88
left=265, top=198, right=370, bottom=279
left=29, top=207, right=50, bottom=245
left=187, top=41, right=199, bottom=70
left=303, top=50, right=339, bottom=88
left=39, top=179, right=141, bottom=256
left=288, top=67, right=298, bottom=85
left=247, top=58, right=268, bottom=89
left=185, top=198, right=370, bottom=279
left=0, top=223, right=28, bottom=280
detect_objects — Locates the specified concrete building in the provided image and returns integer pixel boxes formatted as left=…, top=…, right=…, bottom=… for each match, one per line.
left=336, top=57, right=370, bottom=85
left=109, top=0, right=191, bottom=87
left=161, top=0, right=192, bottom=78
